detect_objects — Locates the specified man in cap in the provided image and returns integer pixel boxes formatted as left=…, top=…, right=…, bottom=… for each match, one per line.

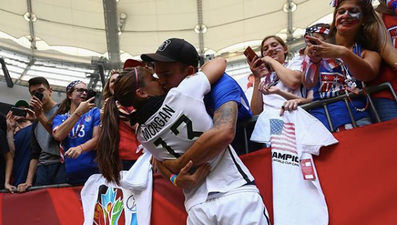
left=141, top=38, right=268, bottom=224
left=3, top=100, right=33, bottom=192
left=142, top=38, right=252, bottom=155
left=14, top=99, right=30, bottom=110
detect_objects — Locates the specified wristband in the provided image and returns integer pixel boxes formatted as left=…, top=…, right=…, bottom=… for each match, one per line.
left=170, top=173, right=178, bottom=187
left=79, top=145, right=84, bottom=153
left=73, top=112, right=81, bottom=117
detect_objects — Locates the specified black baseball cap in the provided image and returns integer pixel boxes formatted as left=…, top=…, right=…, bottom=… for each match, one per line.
left=14, top=100, right=30, bottom=109
left=141, top=38, right=199, bottom=67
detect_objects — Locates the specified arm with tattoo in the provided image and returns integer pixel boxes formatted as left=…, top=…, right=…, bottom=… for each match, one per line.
left=162, top=101, right=238, bottom=173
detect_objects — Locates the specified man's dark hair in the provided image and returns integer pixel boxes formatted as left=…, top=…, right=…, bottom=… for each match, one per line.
left=28, top=77, right=50, bottom=89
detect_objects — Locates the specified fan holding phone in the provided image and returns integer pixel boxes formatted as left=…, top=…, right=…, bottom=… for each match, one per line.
left=245, top=35, right=304, bottom=116
left=49, top=80, right=100, bottom=185
left=10, top=100, right=36, bottom=121
left=29, top=90, right=45, bottom=121
left=4, top=100, right=33, bottom=193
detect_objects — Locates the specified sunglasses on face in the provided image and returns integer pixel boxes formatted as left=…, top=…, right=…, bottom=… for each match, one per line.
left=74, top=88, right=88, bottom=93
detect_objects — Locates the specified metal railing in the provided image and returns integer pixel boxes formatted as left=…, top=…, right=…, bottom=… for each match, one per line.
left=236, top=82, right=397, bottom=154
left=0, top=183, right=73, bottom=193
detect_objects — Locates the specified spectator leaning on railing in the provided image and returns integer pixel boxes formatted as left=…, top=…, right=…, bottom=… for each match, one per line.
left=366, top=0, right=397, bottom=121
left=4, top=100, right=33, bottom=193
left=50, top=80, right=100, bottom=185
left=302, top=0, right=381, bottom=132
left=248, top=35, right=304, bottom=116
left=18, top=77, right=67, bottom=193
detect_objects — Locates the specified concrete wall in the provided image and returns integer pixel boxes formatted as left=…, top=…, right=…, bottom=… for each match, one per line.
left=0, top=80, right=66, bottom=105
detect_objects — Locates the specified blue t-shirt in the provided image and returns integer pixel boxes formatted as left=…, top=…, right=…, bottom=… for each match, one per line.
left=12, top=124, right=32, bottom=186
left=204, top=73, right=252, bottom=122
left=52, top=107, right=100, bottom=184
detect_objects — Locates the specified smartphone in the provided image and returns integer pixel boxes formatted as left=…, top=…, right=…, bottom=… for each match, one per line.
left=34, top=92, right=44, bottom=101
left=244, top=46, right=259, bottom=62
left=87, top=89, right=96, bottom=103
left=267, top=78, right=279, bottom=88
left=11, top=107, right=27, bottom=117
left=244, top=46, right=272, bottom=72
left=307, top=32, right=318, bottom=45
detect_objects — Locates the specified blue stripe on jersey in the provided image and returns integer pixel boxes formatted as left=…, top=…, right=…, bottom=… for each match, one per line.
left=227, top=146, right=252, bottom=183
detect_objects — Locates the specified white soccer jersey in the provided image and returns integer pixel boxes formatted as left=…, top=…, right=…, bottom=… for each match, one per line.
left=137, top=72, right=254, bottom=211
left=251, top=95, right=338, bottom=225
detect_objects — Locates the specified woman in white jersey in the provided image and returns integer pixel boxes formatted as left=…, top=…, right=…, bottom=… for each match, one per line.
left=248, top=35, right=304, bottom=115
left=99, top=58, right=269, bottom=225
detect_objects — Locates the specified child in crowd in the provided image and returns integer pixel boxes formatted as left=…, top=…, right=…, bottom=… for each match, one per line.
left=248, top=35, right=303, bottom=115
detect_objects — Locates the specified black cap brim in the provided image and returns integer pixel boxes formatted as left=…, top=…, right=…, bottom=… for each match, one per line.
left=141, top=53, right=177, bottom=63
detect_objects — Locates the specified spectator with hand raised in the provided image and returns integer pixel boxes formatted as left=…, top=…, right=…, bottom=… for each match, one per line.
left=50, top=80, right=100, bottom=185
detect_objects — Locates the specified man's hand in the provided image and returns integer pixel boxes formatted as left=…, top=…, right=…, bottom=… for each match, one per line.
left=29, top=96, right=43, bottom=117
left=25, top=108, right=37, bottom=121
left=5, top=183, right=16, bottom=193
left=17, top=182, right=32, bottom=193
left=6, top=111, right=16, bottom=132
left=175, top=160, right=211, bottom=191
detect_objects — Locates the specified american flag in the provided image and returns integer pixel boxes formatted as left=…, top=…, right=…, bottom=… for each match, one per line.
left=270, top=119, right=297, bottom=154
left=59, top=143, right=65, bottom=163
left=319, top=71, right=345, bottom=99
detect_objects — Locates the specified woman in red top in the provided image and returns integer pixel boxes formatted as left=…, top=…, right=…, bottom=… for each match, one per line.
left=367, top=0, right=397, bottom=121
left=97, top=70, right=141, bottom=184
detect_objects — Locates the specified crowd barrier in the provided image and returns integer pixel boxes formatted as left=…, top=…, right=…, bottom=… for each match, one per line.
left=1, top=82, right=396, bottom=224
left=1, top=118, right=397, bottom=224
left=237, top=82, right=397, bottom=154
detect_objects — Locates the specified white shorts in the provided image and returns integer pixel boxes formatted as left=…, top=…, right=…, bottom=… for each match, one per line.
left=187, top=185, right=270, bottom=225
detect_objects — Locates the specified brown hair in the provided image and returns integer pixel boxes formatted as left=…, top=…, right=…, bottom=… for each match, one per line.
left=96, top=67, right=149, bottom=184
left=328, top=0, right=380, bottom=51
left=48, top=87, right=74, bottom=125
left=102, top=71, right=120, bottom=101
left=260, top=35, right=288, bottom=59
left=376, top=0, right=394, bottom=15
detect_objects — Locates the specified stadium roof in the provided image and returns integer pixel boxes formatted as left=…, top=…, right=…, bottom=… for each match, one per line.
left=0, top=0, right=334, bottom=91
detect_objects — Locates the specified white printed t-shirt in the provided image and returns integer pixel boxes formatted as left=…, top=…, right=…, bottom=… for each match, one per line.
left=251, top=94, right=338, bottom=225
left=137, top=72, right=254, bottom=211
